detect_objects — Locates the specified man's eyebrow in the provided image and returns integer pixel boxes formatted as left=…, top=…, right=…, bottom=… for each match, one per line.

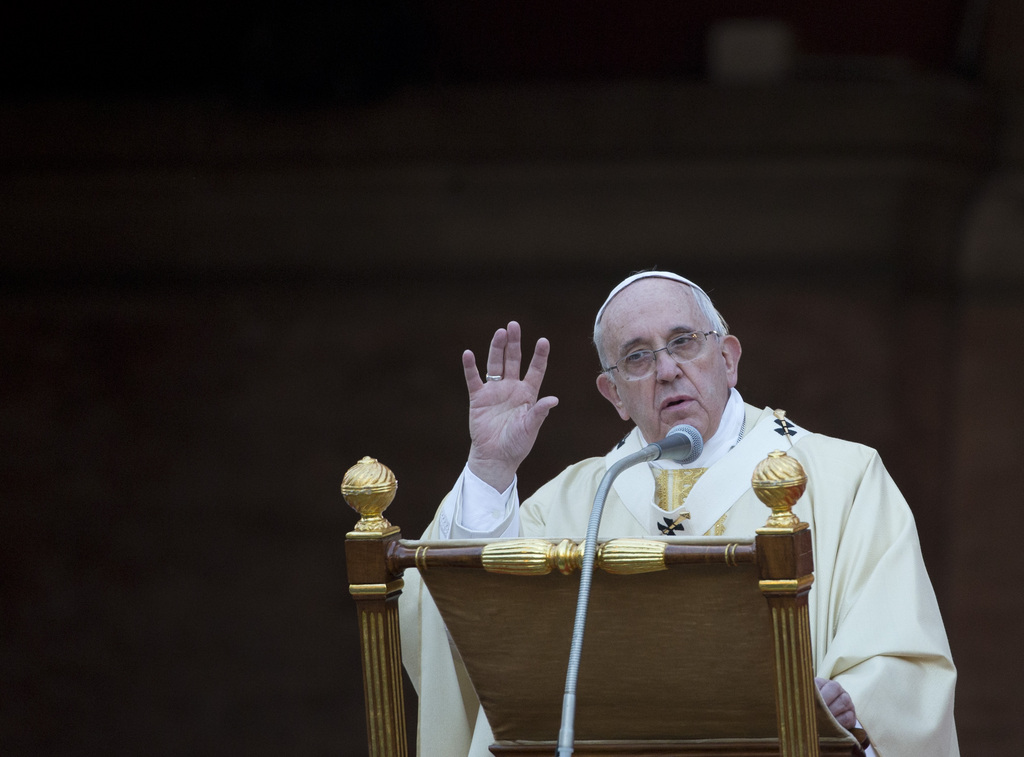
left=618, top=337, right=647, bottom=356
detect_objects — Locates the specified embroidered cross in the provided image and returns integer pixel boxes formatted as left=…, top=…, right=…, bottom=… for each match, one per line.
left=660, top=514, right=690, bottom=535
left=773, top=409, right=798, bottom=439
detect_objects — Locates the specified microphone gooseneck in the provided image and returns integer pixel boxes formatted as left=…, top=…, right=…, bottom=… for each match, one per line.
left=554, top=424, right=702, bottom=755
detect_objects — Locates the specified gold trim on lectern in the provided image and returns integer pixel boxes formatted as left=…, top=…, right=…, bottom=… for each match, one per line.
left=758, top=576, right=814, bottom=594
left=349, top=579, right=406, bottom=598
left=598, top=539, right=667, bottom=574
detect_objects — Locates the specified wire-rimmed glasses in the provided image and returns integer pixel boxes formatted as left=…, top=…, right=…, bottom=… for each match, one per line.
left=602, top=331, right=720, bottom=381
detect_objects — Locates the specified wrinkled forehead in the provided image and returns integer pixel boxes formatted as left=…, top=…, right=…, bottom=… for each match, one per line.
left=594, top=271, right=707, bottom=329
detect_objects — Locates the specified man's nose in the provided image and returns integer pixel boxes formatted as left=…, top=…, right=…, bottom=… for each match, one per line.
left=654, top=349, right=682, bottom=381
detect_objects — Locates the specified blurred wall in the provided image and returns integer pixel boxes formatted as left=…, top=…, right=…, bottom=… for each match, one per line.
left=3, top=4, right=1024, bottom=756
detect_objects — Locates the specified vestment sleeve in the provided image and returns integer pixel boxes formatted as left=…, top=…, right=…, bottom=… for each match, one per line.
left=398, top=465, right=515, bottom=755
left=804, top=446, right=959, bottom=757
left=444, top=465, right=520, bottom=539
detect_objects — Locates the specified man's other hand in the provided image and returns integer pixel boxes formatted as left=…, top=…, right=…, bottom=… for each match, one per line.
left=815, top=676, right=857, bottom=730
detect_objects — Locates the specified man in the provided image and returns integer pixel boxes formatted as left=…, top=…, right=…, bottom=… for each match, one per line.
left=399, top=271, right=958, bottom=757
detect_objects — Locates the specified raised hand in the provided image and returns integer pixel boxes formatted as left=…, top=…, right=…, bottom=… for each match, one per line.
left=463, top=321, right=559, bottom=491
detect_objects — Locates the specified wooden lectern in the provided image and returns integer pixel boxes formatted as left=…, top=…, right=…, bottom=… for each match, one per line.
left=341, top=452, right=865, bottom=757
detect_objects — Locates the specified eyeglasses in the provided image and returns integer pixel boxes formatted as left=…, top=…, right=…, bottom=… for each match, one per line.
left=602, top=331, right=721, bottom=381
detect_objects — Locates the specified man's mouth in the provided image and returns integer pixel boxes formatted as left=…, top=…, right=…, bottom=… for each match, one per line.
left=661, top=396, right=690, bottom=411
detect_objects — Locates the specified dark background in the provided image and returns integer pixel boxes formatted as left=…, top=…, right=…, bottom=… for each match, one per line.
left=2, top=2, right=1022, bottom=754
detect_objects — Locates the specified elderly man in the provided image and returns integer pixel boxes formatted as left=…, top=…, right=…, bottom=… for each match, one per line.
left=400, top=271, right=958, bottom=757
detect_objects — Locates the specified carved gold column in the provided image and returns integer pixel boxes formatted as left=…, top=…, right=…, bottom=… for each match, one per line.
left=753, top=450, right=819, bottom=757
left=342, top=457, right=407, bottom=757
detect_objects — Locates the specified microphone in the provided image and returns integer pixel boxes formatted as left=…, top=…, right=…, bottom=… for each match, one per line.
left=555, top=424, right=702, bottom=755
left=648, top=424, right=704, bottom=464
left=609, top=423, right=703, bottom=471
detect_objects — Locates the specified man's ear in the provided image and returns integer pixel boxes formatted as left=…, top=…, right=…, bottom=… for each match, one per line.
left=722, top=334, right=742, bottom=388
left=596, top=372, right=631, bottom=421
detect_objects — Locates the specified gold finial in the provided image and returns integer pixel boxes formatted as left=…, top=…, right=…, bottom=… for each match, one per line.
left=752, top=450, right=808, bottom=532
left=341, top=456, right=398, bottom=532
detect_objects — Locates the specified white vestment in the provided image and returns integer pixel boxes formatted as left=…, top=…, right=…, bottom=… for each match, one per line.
left=399, top=404, right=959, bottom=757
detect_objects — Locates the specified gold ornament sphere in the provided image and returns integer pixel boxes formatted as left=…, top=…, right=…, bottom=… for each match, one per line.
left=341, top=456, right=397, bottom=531
left=752, top=450, right=807, bottom=529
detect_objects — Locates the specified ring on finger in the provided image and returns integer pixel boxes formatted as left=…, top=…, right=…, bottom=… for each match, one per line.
left=485, top=374, right=503, bottom=381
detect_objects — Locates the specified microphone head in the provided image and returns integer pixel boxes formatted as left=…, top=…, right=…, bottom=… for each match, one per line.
left=656, top=424, right=703, bottom=464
